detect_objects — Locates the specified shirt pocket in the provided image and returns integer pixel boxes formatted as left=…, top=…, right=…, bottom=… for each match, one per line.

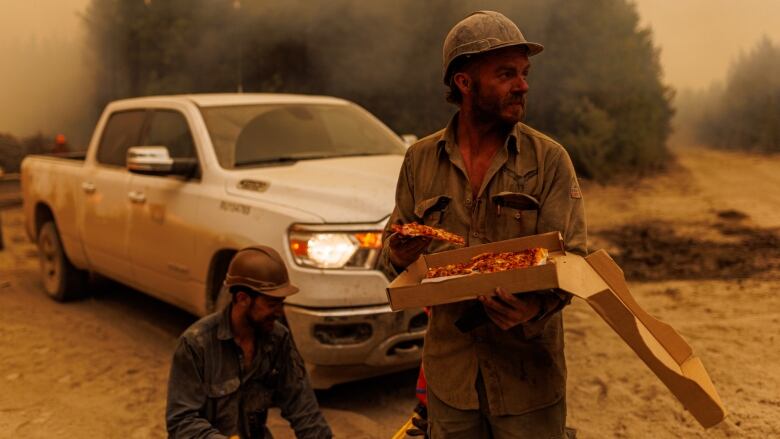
left=206, top=376, right=241, bottom=422
left=414, top=195, right=451, bottom=227
left=207, top=377, right=240, bottom=399
left=486, top=191, right=538, bottom=241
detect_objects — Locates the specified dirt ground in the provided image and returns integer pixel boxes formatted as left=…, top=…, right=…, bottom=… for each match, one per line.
left=1, top=146, right=778, bottom=438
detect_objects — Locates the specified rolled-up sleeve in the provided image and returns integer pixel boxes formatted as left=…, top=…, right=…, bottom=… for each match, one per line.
left=274, top=334, right=333, bottom=439
left=378, top=151, right=418, bottom=281
left=166, top=338, right=226, bottom=439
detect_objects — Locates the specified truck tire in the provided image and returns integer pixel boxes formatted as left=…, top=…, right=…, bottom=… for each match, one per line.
left=37, top=221, right=88, bottom=301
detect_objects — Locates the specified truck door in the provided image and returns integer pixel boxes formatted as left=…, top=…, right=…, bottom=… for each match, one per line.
left=81, top=110, right=145, bottom=284
left=127, top=109, right=202, bottom=308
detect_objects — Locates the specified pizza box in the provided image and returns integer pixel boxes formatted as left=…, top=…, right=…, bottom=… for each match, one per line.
left=386, top=231, right=726, bottom=428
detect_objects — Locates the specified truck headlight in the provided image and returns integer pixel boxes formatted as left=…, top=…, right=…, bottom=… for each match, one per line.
left=288, top=224, right=384, bottom=269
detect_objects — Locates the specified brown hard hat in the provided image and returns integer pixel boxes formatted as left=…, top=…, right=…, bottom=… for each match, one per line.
left=442, top=10, right=544, bottom=84
left=224, top=245, right=299, bottom=298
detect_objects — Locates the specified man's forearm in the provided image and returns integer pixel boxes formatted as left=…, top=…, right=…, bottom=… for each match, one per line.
left=279, top=388, right=333, bottom=439
left=276, top=339, right=333, bottom=439
left=378, top=244, right=403, bottom=281
left=519, top=291, right=570, bottom=338
left=168, top=414, right=227, bottom=439
left=528, top=291, right=569, bottom=322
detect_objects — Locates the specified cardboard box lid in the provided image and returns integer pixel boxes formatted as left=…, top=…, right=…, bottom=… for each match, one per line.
left=385, top=233, right=726, bottom=428
left=581, top=251, right=725, bottom=428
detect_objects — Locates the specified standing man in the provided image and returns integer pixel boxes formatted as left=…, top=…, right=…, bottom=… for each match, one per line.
left=379, top=11, right=586, bottom=439
left=166, top=246, right=333, bottom=439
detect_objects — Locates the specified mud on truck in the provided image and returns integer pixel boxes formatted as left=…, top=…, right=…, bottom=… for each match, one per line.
left=21, top=94, right=426, bottom=388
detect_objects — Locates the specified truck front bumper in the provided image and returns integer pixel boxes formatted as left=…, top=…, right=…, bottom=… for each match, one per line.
left=284, top=303, right=427, bottom=389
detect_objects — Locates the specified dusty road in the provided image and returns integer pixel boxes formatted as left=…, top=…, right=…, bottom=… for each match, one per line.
left=1, top=147, right=779, bottom=438
left=0, top=226, right=414, bottom=438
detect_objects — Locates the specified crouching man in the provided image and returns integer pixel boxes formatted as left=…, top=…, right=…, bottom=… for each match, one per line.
left=166, top=245, right=333, bottom=439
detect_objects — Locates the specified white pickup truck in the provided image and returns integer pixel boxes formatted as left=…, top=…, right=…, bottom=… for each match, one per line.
left=21, top=94, right=426, bottom=388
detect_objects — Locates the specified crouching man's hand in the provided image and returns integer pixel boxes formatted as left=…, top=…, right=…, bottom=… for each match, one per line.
left=478, top=287, right=542, bottom=330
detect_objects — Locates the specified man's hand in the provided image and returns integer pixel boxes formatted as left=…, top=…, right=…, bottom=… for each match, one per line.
left=388, top=232, right=432, bottom=270
left=478, top=287, right=541, bottom=330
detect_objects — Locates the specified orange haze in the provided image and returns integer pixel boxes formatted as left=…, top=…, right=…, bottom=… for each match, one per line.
left=633, top=0, right=780, bottom=90
left=1, top=0, right=779, bottom=141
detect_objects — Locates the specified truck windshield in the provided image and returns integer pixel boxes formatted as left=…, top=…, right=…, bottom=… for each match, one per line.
left=200, top=103, right=406, bottom=169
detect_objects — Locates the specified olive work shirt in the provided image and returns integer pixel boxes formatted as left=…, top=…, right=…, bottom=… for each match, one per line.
left=166, top=304, right=333, bottom=439
left=378, top=115, right=587, bottom=416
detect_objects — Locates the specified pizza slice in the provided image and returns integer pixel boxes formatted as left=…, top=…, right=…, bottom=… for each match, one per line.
left=425, top=247, right=548, bottom=279
left=391, top=222, right=466, bottom=246
left=426, top=262, right=474, bottom=279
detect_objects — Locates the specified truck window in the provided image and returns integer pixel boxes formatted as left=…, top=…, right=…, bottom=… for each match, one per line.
left=201, top=104, right=405, bottom=169
left=97, top=110, right=146, bottom=167
left=144, top=110, right=197, bottom=159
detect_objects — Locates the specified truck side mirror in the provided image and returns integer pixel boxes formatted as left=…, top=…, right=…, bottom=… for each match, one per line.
left=127, top=146, right=197, bottom=177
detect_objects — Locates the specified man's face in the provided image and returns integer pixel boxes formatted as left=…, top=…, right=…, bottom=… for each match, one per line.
left=244, top=293, right=285, bottom=333
left=467, top=46, right=531, bottom=126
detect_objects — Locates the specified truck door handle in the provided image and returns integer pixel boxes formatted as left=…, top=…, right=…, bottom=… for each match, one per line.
left=128, top=191, right=146, bottom=204
left=81, top=181, right=96, bottom=194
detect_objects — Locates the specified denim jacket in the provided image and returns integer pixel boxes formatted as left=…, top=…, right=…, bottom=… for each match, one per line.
left=166, top=304, right=332, bottom=439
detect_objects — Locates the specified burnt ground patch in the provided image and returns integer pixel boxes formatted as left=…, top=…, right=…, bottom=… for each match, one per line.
left=716, top=209, right=750, bottom=221
left=596, top=211, right=780, bottom=281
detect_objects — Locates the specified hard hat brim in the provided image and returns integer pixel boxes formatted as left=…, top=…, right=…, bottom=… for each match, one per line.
left=262, top=282, right=299, bottom=298
left=225, top=276, right=300, bottom=298
left=443, top=41, right=544, bottom=84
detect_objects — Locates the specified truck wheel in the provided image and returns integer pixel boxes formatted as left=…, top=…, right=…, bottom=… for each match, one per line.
left=37, top=221, right=88, bottom=301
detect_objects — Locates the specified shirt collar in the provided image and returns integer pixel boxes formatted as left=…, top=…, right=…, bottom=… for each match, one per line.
left=437, top=112, right=522, bottom=157
left=217, top=302, right=234, bottom=341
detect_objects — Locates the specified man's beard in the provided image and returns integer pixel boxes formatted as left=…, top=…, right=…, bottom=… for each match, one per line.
left=245, top=313, right=276, bottom=333
left=472, top=81, right=526, bottom=127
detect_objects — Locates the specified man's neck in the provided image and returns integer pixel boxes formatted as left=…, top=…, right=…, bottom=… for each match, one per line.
left=456, top=106, right=512, bottom=153
left=230, top=306, right=255, bottom=344
left=455, top=106, right=514, bottom=198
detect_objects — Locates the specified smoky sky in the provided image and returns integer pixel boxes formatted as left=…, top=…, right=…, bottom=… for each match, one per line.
left=1, top=0, right=779, bottom=142
left=633, top=0, right=780, bottom=90
left=0, top=0, right=92, bottom=145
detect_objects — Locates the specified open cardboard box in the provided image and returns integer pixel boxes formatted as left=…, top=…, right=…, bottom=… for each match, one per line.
left=386, top=231, right=726, bottom=428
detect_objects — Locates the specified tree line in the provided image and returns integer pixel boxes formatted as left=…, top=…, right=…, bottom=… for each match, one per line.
left=679, top=37, right=780, bottom=152
left=11, top=0, right=671, bottom=181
